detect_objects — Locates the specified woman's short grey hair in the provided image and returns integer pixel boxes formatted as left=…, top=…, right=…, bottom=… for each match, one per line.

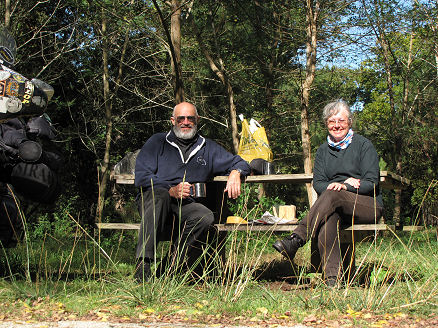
left=322, top=99, right=352, bottom=124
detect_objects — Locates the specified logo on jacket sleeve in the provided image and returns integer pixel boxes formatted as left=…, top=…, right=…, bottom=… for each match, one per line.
left=197, top=156, right=207, bottom=166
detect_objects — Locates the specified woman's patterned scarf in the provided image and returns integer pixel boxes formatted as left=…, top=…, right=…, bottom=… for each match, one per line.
left=327, top=129, right=354, bottom=150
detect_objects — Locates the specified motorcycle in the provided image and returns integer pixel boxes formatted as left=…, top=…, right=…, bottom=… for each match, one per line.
left=0, top=28, right=62, bottom=247
left=0, top=28, right=54, bottom=121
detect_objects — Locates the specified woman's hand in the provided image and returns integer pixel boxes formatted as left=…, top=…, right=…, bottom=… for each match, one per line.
left=327, top=182, right=347, bottom=191
left=344, top=177, right=360, bottom=189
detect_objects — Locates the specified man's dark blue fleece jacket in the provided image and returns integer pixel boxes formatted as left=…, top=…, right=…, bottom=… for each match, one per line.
left=135, top=130, right=251, bottom=190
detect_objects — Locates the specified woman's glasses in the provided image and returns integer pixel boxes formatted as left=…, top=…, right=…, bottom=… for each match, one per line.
left=175, top=116, right=197, bottom=123
left=327, top=118, right=348, bottom=127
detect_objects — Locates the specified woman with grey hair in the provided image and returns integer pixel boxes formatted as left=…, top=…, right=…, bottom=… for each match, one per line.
left=273, top=99, right=383, bottom=287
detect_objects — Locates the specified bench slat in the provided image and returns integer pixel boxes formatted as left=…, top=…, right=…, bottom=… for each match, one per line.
left=215, top=223, right=298, bottom=232
left=213, top=173, right=313, bottom=184
left=214, top=223, right=394, bottom=232
left=95, top=222, right=421, bottom=233
left=96, top=223, right=140, bottom=230
left=112, top=171, right=410, bottom=190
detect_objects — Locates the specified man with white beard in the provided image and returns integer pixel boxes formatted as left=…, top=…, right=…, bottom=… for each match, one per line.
left=134, top=102, right=250, bottom=282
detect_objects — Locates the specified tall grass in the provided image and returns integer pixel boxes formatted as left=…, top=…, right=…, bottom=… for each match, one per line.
left=0, top=189, right=437, bottom=322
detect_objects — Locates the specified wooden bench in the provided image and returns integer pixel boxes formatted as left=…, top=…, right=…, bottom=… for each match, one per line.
left=103, top=170, right=410, bottom=229
left=101, top=171, right=414, bottom=280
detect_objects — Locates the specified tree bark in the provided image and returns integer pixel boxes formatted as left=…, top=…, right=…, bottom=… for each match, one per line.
left=152, top=0, right=184, bottom=103
left=301, top=0, right=319, bottom=207
left=96, top=6, right=111, bottom=225
left=4, top=0, right=10, bottom=28
left=393, top=32, right=415, bottom=224
left=170, top=0, right=184, bottom=103
left=96, top=9, right=129, bottom=224
left=371, top=0, right=403, bottom=223
left=381, top=36, right=402, bottom=224
left=190, top=18, right=239, bottom=153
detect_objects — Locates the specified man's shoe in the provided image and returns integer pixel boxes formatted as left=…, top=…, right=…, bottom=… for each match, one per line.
left=134, top=259, right=151, bottom=283
left=272, top=233, right=303, bottom=261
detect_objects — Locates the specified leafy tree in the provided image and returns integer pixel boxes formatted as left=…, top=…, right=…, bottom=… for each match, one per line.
left=354, top=0, right=438, bottom=223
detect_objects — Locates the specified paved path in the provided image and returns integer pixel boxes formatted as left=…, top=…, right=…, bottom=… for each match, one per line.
left=0, top=321, right=309, bottom=328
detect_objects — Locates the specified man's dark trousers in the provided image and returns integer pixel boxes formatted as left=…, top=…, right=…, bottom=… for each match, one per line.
left=136, top=188, right=215, bottom=264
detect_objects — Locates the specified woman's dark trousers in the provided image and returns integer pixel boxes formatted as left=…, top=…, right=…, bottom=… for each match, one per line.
left=293, top=189, right=383, bottom=278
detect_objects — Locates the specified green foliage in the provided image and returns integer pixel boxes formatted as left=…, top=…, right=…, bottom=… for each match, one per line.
left=379, top=158, right=387, bottom=171
left=28, top=198, right=78, bottom=242
left=228, top=184, right=285, bottom=220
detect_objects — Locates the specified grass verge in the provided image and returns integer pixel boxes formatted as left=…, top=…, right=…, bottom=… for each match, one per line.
left=0, top=217, right=438, bottom=326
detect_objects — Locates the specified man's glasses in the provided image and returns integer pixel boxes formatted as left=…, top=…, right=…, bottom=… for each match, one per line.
left=327, top=118, right=348, bottom=127
left=175, top=116, right=197, bottom=123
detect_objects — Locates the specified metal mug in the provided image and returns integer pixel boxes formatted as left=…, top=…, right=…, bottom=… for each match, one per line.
left=263, top=161, right=274, bottom=175
left=190, top=182, right=207, bottom=198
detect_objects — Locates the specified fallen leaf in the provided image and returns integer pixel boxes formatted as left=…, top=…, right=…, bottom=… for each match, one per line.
left=303, top=315, right=318, bottom=323
left=370, top=319, right=388, bottom=328
left=143, top=308, right=155, bottom=314
left=277, top=315, right=289, bottom=319
left=256, top=307, right=268, bottom=315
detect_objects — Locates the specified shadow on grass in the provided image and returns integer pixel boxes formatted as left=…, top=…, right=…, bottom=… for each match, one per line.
left=253, top=258, right=421, bottom=289
left=253, top=259, right=306, bottom=283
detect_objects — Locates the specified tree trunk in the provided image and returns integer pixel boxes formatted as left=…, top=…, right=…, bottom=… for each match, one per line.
left=373, top=3, right=404, bottom=224
left=152, top=0, right=184, bottom=103
left=170, top=0, right=184, bottom=103
left=4, top=0, right=10, bottom=28
left=393, top=32, right=415, bottom=225
left=96, top=11, right=129, bottom=224
left=190, top=19, right=239, bottom=153
left=432, top=13, right=438, bottom=76
left=301, top=0, right=319, bottom=207
left=225, top=76, right=239, bottom=153
left=96, top=7, right=111, bottom=225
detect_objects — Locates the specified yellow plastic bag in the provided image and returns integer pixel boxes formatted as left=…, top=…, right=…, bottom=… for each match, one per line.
left=237, top=118, right=273, bottom=163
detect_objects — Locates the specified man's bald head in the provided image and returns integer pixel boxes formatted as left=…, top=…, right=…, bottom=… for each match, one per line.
left=171, top=102, right=199, bottom=140
left=172, top=102, right=198, bottom=117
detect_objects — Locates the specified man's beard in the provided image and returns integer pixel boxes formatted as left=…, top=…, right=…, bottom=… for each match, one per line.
left=173, top=124, right=198, bottom=140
